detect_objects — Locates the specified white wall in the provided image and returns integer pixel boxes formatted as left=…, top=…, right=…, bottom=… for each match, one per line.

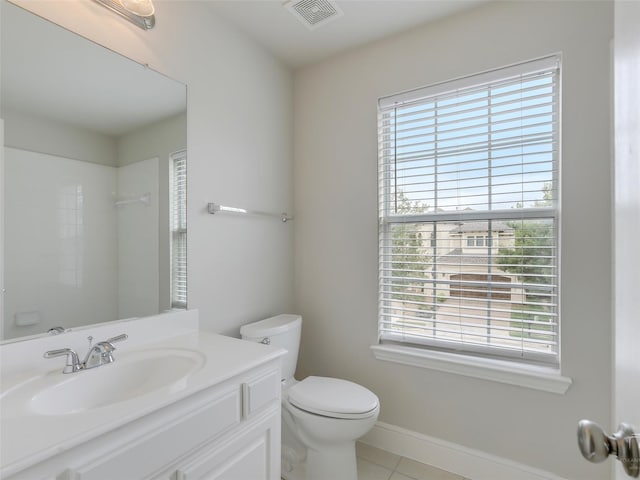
left=2, top=108, right=117, bottom=166
left=10, top=0, right=294, bottom=336
left=293, top=2, right=613, bottom=479
left=117, top=113, right=187, bottom=313
left=4, top=148, right=118, bottom=339
left=117, top=113, right=186, bottom=167
left=116, top=157, right=159, bottom=319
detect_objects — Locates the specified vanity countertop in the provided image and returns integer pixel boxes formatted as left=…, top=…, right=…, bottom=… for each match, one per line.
left=0, top=312, right=284, bottom=477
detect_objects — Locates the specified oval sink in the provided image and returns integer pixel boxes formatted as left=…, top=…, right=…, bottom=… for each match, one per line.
left=24, top=348, right=205, bottom=415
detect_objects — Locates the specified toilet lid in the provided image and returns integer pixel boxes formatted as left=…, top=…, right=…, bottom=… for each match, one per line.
left=287, top=376, right=379, bottom=419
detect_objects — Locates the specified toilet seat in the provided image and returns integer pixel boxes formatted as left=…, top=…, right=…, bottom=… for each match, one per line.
left=286, top=376, right=379, bottom=420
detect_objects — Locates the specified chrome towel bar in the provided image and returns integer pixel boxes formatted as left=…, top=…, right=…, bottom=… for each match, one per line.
left=207, top=203, right=293, bottom=223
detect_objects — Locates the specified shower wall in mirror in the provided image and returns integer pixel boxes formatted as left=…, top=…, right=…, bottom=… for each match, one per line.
left=0, top=1, right=187, bottom=340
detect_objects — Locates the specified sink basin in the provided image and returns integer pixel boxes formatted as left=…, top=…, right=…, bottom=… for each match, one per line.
left=2, top=348, right=206, bottom=416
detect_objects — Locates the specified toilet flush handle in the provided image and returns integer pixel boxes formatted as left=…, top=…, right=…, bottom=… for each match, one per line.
left=260, top=337, right=270, bottom=345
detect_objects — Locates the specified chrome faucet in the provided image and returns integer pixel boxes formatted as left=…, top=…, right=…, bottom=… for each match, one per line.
left=82, top=334, right=127, bottom=369
left=42, top=348, right=82, bottom=374
left=43, top=333, right=128, bottom=374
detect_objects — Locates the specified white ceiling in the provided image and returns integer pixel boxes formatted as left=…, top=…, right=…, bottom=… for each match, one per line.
left=207, top=0, right=488, bottom=68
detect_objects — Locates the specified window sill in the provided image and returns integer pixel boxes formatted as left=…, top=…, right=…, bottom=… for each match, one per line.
left=370, top=344, right=572, bottom=394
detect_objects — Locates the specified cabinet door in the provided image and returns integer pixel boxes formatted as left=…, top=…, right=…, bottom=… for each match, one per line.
left=206, top=434, right=269, bottom=480
left=173, top=412, right=279, bottom=480
left=60, top=390, right=241, bottom=480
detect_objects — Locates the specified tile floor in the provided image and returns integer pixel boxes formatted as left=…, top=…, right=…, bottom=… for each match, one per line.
left=355, top=442, right=471, bottom=480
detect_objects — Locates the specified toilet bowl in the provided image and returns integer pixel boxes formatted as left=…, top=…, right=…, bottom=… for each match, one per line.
left=282, top=376, right=380, bottom=480
left=240, top=315, right=380, bottom=480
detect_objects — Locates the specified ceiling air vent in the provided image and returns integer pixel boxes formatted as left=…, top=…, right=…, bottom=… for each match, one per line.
left=284, top=0, right=344, bottom=30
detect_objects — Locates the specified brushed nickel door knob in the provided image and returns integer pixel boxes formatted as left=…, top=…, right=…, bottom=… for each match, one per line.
left=577, top=420, right=639, bottom=477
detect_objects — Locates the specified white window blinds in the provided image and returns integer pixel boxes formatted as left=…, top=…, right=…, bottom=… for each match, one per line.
left=170, top=150, right=187, bottom=309
left=378, top=56, right=560, bottom=366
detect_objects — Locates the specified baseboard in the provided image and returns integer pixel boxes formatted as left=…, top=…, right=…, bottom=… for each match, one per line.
left=360, top=421, right=569, bottom=480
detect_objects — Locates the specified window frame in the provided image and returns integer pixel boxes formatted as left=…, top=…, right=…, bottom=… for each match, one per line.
left=376, top=55, right=563, bottom=372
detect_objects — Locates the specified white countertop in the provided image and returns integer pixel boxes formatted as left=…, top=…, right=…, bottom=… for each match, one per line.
left=0, top=311, right=284, bottom=477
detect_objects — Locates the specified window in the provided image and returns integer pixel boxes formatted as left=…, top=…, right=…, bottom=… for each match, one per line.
left=170, top=150, right=187, bottom=309
left=377, top=56, right=560, bottom=367
left=467, top=235, right=487, bottom=247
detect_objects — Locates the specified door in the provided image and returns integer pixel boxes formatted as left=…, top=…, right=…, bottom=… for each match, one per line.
left=1, top=118, right=4, bottom=339
left=613, top=0, right=640, bottom=478
left=580, top=1, right=640, bottom=477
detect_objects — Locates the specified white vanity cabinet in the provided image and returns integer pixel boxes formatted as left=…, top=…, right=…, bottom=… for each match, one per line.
left=170, top=410, right=277, bottom=480
left=4, top=361, right=282, bottom=480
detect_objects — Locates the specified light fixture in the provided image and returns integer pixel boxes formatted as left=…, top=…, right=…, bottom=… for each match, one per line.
left=92, top=0, right=156, bottom=30
left=119, top=0, right=155, bottom=17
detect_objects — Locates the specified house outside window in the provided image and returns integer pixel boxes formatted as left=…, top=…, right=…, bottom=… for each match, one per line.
left=377, top=56, right=560, bottom=367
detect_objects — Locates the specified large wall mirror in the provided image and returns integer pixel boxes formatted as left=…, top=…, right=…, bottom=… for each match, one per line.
left=1, top=1, right=187, bottom=341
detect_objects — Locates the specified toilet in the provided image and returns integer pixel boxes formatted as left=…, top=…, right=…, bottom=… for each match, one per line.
left=240, top=314, right=380, bottom=480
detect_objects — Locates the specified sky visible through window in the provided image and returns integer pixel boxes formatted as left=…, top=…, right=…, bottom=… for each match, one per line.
left=387, top=74, right=555, bottom=213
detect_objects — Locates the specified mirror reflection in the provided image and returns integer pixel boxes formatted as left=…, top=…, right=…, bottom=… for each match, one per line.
left=1, top=1, right=187, bottom=341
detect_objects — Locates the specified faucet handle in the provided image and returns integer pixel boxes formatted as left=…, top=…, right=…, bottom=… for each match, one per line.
left=83, top=334, right=128, bottom=369
left=43, top=348, right=81, bottom=374
left=105, top=333, right=128, bottom=344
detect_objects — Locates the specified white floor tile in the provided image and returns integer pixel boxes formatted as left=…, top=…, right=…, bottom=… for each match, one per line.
left=389, top=473, right=416, bottom=480
left=357, top=457, right=393, bottom=480
left=356, top=442, right=402, bottom=470
left=395, top=457, right=464, bottom=480
left=283, top=444, right=468, bottom=480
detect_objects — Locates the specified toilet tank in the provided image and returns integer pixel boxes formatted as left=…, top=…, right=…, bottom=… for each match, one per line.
left=240, top=314, right=301, bottom=383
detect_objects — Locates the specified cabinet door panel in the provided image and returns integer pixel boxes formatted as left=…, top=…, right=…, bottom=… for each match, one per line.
left=242, top=371, right=280, bottom=418
left=204, top=434, right=268, bottom=480
left=174, top=412, right=279, bottom=480
left=73, top=390, right=241, bottom=480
